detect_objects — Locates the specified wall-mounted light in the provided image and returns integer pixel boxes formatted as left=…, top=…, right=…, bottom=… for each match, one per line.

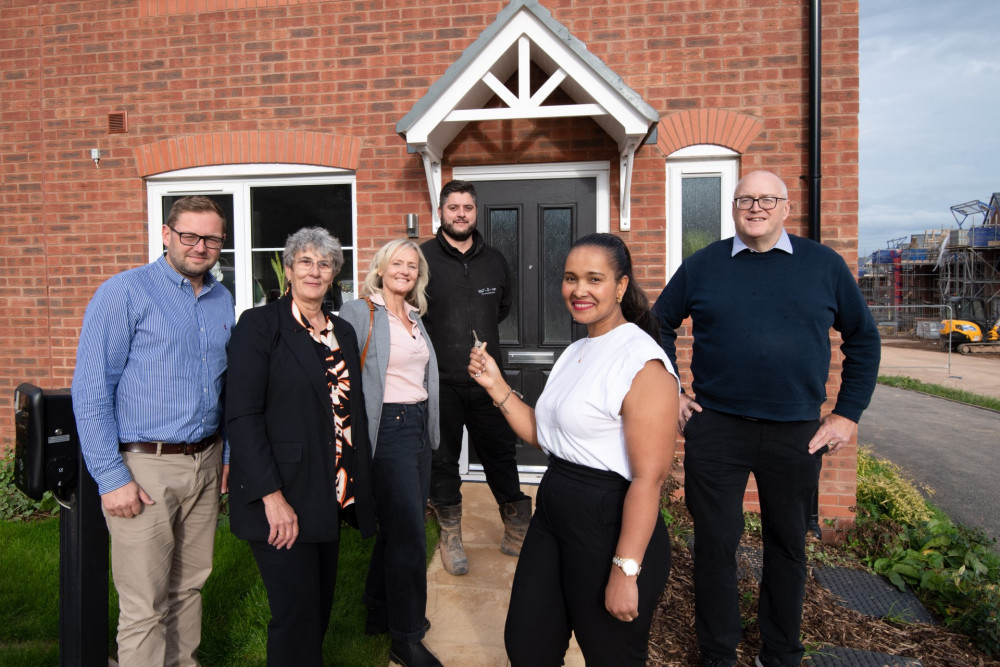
left=90, top=148, right=101, bottom=169
left=406, top=213, right=419, bottom=238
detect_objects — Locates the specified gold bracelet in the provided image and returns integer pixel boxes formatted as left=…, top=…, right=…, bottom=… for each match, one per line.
left=492, top=386, right=523, bottom=415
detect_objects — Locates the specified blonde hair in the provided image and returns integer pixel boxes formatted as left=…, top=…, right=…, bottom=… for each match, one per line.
left=361, top=239, right=430, bottom=315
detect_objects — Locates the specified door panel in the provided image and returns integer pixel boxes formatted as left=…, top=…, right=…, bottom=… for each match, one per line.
left=472, top=178, right=597, bottom=471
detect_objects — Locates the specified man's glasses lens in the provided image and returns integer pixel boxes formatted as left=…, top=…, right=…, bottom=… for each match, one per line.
left=734, top=197, right=784, bottom=210
left=173, top=229, right=225, bottom=249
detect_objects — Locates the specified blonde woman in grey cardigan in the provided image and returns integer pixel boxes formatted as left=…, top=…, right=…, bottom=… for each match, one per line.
left=339, top=239, right=442, bottom=667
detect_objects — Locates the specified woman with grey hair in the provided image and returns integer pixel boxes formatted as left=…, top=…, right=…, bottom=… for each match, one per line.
left=340, top=239, right=442, bottom=667
left=227, top=227, right=377, bottom=665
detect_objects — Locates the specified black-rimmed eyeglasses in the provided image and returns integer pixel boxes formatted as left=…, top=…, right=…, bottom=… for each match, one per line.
left=733, top=196, right=787, bottom=210
left=169, top=228, right=226, bottom=250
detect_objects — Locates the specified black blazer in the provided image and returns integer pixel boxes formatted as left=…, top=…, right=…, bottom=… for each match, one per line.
left=226, top=296, right=376, bottom=542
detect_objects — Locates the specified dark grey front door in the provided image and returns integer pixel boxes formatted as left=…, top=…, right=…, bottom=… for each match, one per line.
left=472, top=177, right=598, bottom=470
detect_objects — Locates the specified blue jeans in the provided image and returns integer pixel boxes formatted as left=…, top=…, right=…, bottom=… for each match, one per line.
left=684, top=407, right=822, bottom=666
left=364, top=402, right=432, bottom=641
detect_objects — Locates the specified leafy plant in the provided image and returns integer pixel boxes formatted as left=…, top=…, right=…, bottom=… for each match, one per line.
left=269, top=252, right=286, bottom=296
left=0, top=448, right=60, bottom=522
left=847, top=446, right=1000, bottom=655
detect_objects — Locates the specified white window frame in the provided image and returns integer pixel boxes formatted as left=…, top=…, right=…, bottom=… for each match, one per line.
left=665, top=146, right=739, bottom=278
left=146, top=165, right=357, bottom=317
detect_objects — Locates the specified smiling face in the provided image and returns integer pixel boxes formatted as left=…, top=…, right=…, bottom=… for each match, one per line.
left=380, top=246, right=420, bottom=299
left=732, top=170, right=790, bottom=252
left=161, top=210, right=225, bottom=283
left=284, top=246, right=334, bottom=308
left=562, top=245, right=628, bottom=337
left=438, top=191, right=477, bottom=243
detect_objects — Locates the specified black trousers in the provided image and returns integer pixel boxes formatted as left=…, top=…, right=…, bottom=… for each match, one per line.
left=249, top=538, right=340, bottom=667
left=430, top=381, right=529, bottom=507
left=684, top=407, right=822, bottom=665
left=505, top=456, right=671, bottom=666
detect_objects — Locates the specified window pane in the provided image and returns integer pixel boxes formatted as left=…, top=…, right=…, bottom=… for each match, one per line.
left=250, top=184, right=354, bottom=310
left=681, top=175, right=721, bottom=260
left=487, top=208, right=519, bottom=344
left=542, top=207, right=572, bottom=345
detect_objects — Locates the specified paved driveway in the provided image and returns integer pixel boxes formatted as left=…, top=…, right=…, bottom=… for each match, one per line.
left=858, top=384, right=1000, bottom=545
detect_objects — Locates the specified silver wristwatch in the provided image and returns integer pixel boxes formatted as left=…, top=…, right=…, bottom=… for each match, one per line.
left=612, top=555, right=641, bottom=576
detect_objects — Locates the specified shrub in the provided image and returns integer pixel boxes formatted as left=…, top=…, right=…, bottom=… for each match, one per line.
left=0, top=448, right=60, bottom=522
left=855, top=445, right=932, bottom=526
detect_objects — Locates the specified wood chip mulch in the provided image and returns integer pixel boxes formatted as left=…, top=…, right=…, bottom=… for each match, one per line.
left=646, top=501, right=1000, bottom=667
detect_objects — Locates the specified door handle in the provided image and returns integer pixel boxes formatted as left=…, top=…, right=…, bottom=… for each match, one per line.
left=507, top=351, right=554, bottom=364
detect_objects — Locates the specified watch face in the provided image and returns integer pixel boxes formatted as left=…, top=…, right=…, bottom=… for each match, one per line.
left=615, top=556, right=639, bottom=576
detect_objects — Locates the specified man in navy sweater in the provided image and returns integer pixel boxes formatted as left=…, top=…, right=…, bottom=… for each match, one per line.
left=652, top=170, right=880, bottom=667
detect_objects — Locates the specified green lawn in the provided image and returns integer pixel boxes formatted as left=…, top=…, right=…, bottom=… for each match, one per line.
left=0, top=514, right=440, bottom=666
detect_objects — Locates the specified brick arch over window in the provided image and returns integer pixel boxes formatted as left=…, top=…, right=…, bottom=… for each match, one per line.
left=655, top=109, right=764, bottom=157
left=134, top=131, right=363, bottom=178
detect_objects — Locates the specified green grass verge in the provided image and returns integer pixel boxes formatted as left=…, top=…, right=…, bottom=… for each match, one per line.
left=0, top=513, right=441, bottom=666
left=878, top=375, right=1000, bottom=412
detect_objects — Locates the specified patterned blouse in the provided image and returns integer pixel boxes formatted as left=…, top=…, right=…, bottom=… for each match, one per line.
left=292, top=300, right=356, bottom=512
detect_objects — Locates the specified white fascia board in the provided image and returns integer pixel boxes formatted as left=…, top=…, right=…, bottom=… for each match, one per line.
left=405, top=9, right=651, bottom=153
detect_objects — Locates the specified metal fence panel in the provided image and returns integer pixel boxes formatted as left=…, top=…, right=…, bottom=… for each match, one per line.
left=867, top=304, right=952, bottom=373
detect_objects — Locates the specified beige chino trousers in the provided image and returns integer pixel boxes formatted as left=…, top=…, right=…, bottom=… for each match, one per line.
left=103, top=443, right=221, bottom=667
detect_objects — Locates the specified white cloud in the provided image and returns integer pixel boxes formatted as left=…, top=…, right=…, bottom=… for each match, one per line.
left=859, top=0, right=1000, bottom=256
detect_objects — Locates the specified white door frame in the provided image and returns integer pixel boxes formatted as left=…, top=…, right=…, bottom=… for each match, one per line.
left=451, top=161, right=610, bottom=483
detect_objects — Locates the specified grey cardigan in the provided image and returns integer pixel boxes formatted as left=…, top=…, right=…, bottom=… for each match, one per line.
left=339, top=297, right=440, bottom=455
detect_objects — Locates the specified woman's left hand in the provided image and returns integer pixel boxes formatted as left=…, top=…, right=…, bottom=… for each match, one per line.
left=605, top=569, right=640, bottom=623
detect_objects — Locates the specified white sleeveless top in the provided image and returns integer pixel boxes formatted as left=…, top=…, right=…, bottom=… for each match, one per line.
left=535, top=323, right=679, bottom=480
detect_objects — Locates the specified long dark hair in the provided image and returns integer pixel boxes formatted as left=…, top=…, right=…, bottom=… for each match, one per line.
left=570, top=233, right=658, bottom=340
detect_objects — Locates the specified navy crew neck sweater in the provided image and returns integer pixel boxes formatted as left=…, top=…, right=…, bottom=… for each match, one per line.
left=652, top=234, right=880, bottom=423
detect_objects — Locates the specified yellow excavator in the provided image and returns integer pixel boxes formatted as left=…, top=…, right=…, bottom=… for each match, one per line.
left=940, top=297, right=1000, bottom=354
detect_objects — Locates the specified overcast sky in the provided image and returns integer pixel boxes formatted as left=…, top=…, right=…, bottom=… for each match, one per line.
left=858, top=0, right=1000, bottom=258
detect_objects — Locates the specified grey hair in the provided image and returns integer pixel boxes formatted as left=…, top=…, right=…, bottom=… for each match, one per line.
left=283, top=227, right=344, bottom=273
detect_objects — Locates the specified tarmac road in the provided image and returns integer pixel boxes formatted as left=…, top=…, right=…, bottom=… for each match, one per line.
left=858, top=383, right=1000, bottom=546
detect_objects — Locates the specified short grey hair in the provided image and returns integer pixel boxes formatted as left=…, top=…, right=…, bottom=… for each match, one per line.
left=283, top=227, right=344, bottom=273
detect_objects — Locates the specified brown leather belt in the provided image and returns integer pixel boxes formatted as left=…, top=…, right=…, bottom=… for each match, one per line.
left=119, top=434, right=217, bottom=456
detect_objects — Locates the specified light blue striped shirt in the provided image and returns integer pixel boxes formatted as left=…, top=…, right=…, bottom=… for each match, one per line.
left=72, top=256, right=235, bottom=494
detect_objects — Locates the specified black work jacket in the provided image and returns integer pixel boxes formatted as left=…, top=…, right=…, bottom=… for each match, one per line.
left=420, top=229, right=513, bottom=385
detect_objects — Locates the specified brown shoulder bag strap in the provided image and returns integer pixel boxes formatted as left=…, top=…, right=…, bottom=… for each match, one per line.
left=360, top=297, right=376, bottom=369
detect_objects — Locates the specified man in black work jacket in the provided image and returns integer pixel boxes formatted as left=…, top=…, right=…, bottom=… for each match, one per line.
left=420, top=180, right=531, bottom=575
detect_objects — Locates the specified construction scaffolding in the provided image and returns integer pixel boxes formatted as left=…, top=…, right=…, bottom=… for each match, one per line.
left=860, top=192, right=1000, bottom=324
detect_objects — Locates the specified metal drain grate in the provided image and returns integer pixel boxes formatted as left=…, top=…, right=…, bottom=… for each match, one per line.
left=813, top=566, right=937, bottom=624
left=805, top=645, right=923, bottom=666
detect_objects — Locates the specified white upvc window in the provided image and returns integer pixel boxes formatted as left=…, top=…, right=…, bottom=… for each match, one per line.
left=146, top=165, right=357, bottom=317
left=665, top=146, right=739, bottom=278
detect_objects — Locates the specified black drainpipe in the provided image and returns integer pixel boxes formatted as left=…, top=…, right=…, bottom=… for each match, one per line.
left=807, top=0, right=823, bottom=540
left=807, top=0, right=822, bottom=242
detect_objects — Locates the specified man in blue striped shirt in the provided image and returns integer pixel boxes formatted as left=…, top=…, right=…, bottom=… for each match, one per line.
left=72, top=196, right=235, bottom=667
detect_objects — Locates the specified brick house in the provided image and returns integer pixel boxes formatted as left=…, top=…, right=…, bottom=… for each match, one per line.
left=0, top=0, right=861, bottom=532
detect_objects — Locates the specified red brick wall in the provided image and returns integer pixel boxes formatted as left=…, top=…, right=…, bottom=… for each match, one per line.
left=0, top=0, right=859, bottom=530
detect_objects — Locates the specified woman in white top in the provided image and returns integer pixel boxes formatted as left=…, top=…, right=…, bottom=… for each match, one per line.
left=339, top=240, right=442, bottom=667
left=469, top=233, right=679, bottom=666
